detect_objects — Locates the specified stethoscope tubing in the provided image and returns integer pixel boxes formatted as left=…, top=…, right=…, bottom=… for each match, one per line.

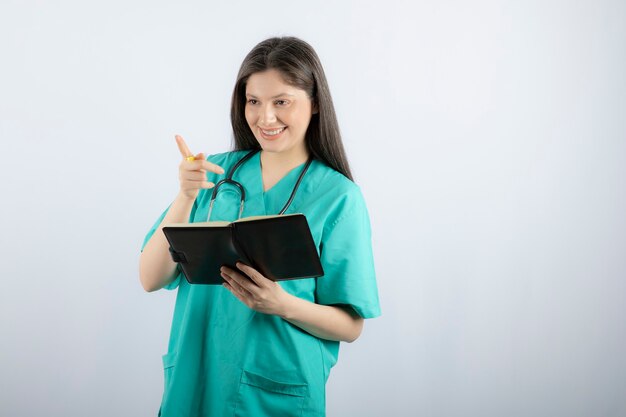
left=206, top=150, right=313, bottom=221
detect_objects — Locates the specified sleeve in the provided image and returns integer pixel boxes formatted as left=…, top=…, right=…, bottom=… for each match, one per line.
left=314, top=188, right=382, bottom=319
left=140, top=200, right=198, bottom=291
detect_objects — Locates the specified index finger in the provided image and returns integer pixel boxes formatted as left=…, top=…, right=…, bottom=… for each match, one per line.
left=235, top=262, right=267, bottom=287
left=175, top=135, right=193, bottom=159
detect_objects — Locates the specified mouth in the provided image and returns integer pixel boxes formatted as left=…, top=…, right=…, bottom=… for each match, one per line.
left=259, top=126, right=287, bottom=140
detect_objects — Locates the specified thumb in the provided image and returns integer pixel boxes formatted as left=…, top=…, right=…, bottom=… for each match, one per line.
left=195, top=152, right=205, bottom=161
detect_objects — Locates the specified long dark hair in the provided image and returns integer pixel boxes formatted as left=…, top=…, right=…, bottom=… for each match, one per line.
left=230, top=36, right=353, bottom=181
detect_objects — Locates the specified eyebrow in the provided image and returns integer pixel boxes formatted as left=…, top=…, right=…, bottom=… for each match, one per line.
left=246, top=93, right=296, bottom=99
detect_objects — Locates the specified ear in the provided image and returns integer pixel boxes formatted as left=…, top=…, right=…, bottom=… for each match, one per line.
left=312, top=100, right=319, bottom=115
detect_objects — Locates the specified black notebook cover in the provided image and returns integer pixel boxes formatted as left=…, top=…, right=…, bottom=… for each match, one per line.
left=162, top=214, right=324, bottom=285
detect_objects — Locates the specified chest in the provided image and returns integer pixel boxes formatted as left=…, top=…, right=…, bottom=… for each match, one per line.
left=261, top=169, right=287, bottom=192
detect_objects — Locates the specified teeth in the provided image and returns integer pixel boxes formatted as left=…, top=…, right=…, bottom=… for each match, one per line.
left=262, top=127, right=285, bottom=136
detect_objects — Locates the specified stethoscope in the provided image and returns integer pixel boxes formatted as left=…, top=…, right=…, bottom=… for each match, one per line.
left=206, top=149, right=314, bottom=221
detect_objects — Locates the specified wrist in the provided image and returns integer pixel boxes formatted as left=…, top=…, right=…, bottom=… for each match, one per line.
left=278, top=291, right=299, bottom=321
left=175, top=190, right=198, bottom=204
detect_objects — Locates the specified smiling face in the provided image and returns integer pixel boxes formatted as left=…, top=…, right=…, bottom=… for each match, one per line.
left=244, top=69, right=317, bottom=159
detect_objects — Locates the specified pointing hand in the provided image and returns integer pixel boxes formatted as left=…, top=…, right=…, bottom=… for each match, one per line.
left=175, top=134, right=224, bottom=200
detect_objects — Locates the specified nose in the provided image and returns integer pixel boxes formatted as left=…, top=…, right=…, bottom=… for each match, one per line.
left=259, top=103, right=277, bottom=125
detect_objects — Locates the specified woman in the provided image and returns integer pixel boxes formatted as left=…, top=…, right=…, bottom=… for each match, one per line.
left=139, top=36, right=381, bottom=417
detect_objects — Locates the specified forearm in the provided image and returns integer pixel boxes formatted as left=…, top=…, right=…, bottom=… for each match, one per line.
left=279, top=294, right=364, bottom=343
left=139, top=192, right=195, bottom=292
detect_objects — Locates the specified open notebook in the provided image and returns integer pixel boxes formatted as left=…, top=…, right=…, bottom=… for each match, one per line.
left=162, top=214, right=324, bottom=285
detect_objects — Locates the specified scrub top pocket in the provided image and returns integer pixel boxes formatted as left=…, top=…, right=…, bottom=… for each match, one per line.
left=161, top=352, right=177, bottom=405
left=234, top=369, right=308, bottom=417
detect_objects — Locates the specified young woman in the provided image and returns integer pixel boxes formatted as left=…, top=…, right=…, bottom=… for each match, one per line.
left=139, top=36, right=381, bottom=417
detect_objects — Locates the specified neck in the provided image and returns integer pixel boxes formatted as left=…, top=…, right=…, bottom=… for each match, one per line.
left=260, top=146, right=309, bottom=173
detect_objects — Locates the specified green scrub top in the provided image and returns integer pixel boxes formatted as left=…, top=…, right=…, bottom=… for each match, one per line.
left=141, top=151, right=381, bottom=417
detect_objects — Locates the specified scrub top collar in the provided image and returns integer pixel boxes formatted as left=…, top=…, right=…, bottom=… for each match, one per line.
left=232, top=151, right=322, bottom=217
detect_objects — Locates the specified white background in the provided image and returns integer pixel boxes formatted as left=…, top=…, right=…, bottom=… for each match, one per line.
left=1, top=1, right=625, bottom=416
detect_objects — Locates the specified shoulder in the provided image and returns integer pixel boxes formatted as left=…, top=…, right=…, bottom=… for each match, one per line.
left=315, top=161, right=357, bottom=192
left=205, top=150, right=250, bottom=167
left=310, top=160, right=369, bottom=226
